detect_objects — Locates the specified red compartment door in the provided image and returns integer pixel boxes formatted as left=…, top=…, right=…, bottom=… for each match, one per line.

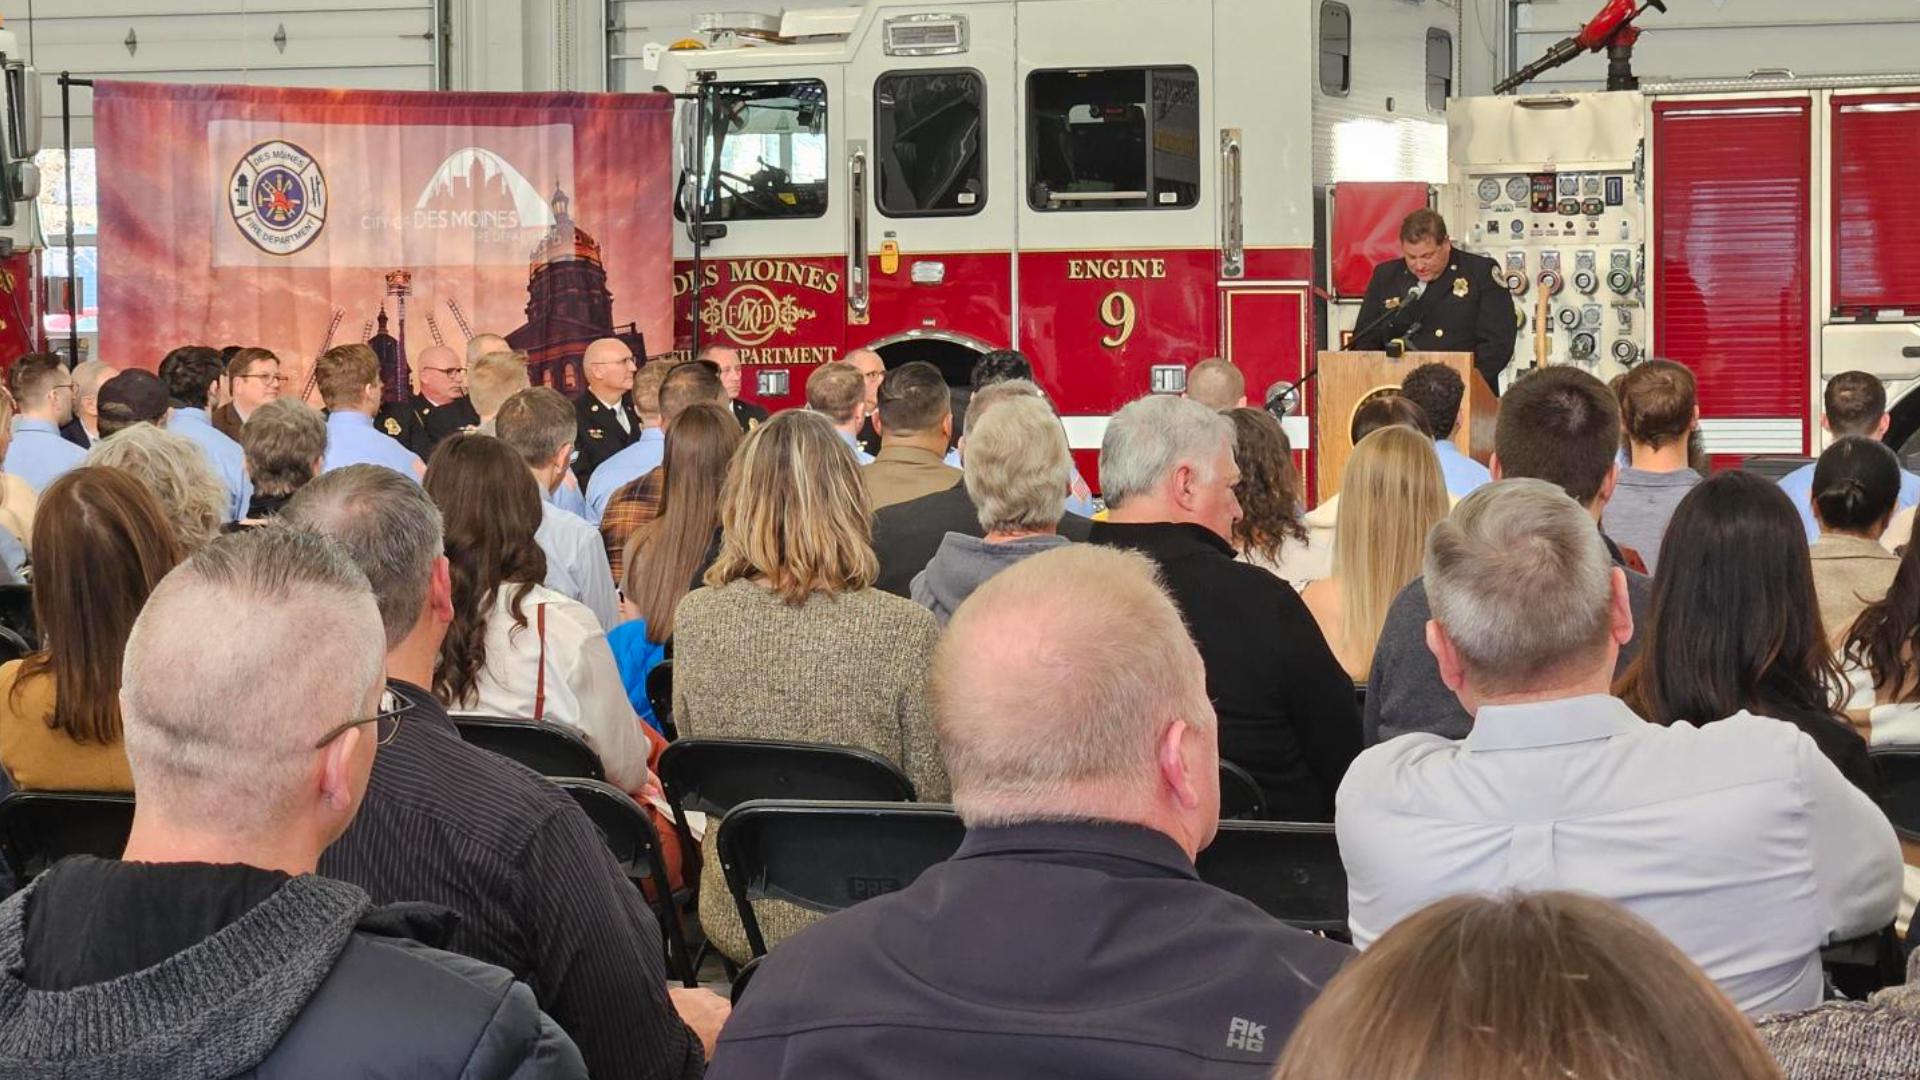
left=1833, top=93, right=1920, bottom=312
left=1652, top=97, right=1812, bottom=438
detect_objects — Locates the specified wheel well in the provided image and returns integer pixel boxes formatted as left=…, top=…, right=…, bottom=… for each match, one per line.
left=871, top=337, right=986, bottom=387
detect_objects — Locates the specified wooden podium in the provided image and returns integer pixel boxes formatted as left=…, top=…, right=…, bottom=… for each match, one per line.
left=1315, top=351, right=1497, bottom=499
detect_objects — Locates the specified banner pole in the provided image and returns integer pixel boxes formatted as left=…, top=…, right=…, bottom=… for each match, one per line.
left=689, top=70, right=715, bottom=362
left=57, top=73, right=94, bottom=367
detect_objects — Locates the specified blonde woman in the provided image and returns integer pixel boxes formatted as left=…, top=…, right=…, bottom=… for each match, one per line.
left=83, top=424, right=228, bottom=552
left=674, top=408, right=948, bottom=963
left=1300, top=425, right=1449, bottom=681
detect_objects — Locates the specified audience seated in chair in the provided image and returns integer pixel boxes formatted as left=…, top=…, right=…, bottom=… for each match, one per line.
left=1367, top=366, right=1653, bottom=744
left=872, top=379, right=1092, bottom=596
left=1088, top=394, right=1360, bottom=822
left=912, top=385, right=1075, bottom=625
left=466, top=348, right=532, bottom=434
left=1225, top=406, right=1308, bottom=585
left=313, top=342, right=425, bottom=480
left=1617, top=471, right=1876, bottom=795
left=674, top=409, right=949, bottom=963
left=598, top=361, right=729, bottom=557
left=494, top=387, right=620, bottom=631
left=84, top=423, right=228, bottom=553
left=1398, top=361, right=1492, bottom=498
left=1806, top=435, right=1901, bottom=647
left=0, top=528, right=588, bottom=1077
left=158, top=344, right=252, bottom=522
left=609, top=401, right=739, bottom=733
left=707, top=545, right=1349, bottom=1079
left=1265, top=394, right=1431, bottom=588
left=60, top=358, right=116, bottom=449
left=1603, top=359, right=1703, bottom=574
left=1337, top=478, right=1901, bottom=1015
left=287, top=465, right=722, bottom=1076
left=0, top=468, right=182, bottom=793
left=1274, top=892, right=1786, bottom=1080
left=3, top=353, right=85, bottom=495
left=93, top=368, right=170, bottom=438
left=237, top=397, right=326, bottom=523
left=1780, top=371, right=1920, bottom=545
left=423, top=433, right=655, bottom=796
left=807, top=360, right=875, bottom=464
left=1183, top=357, right=1247, bottom=410
left=1760, top=931, right=1920, bottom=1079
left=1300, top=425, right=1449, bottom=682
left=863, top=360, right=963, bottom=512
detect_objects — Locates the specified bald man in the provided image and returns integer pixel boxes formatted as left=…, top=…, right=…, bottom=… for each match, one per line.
left=376, top=343, right=479, bottom=457
left=573, top=337, right=643, bottom=486
left=845, top=348, right=886, bottom=455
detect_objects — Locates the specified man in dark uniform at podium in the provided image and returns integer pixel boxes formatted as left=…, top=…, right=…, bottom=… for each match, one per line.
left=1350, top=209, right=1518, bottom=395
left=571, top=337, right=644, bottom=487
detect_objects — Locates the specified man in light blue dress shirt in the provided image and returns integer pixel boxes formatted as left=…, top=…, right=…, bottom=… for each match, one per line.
left=497, top=387, right=620, bottom=631
left=1337, top=480, right=1900, bottom=1017
left=808, top=362, right=876, bottom=465
left=160, top=346, right=253, bottom=522
left=1776, top=371, right=1920, bottom=541
left=314, top=344, right=425, bottom=481
left=3, top=353, right=86, bottom=494
left=1399, top=361, right=1490, bottom=497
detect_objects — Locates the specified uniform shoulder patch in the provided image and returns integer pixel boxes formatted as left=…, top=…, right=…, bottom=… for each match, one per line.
left=382, top=417, right=402, bottom=436
left=1454, top=277, right=1471, bottom=298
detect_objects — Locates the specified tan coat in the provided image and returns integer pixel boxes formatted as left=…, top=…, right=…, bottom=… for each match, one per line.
left=1810, top=534, right=1900, bottom=645
left=861, top=445, right=962, bottom=512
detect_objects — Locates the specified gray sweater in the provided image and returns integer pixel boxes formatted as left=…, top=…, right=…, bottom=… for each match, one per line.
left=911, top=532, right=1071, bottom=626
left=1759, top=949, right=1920, bottom=1079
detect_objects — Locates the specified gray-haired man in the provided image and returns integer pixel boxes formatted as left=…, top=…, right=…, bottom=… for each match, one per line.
left=1338, top=478, right=1901, bottom=1017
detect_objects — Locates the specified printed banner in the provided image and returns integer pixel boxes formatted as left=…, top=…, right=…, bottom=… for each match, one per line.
left=95, top=82, right=674, bottom=395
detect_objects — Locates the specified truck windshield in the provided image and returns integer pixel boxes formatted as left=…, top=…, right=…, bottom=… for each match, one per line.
left=1027, top=66, right=1200, bottom=212
left=695, top=80, right=830, bottom=221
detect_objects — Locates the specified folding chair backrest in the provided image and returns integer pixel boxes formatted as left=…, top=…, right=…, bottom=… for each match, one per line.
left=0, top=626, right=31, bottom=666
left=716, top=799, right=966, bottom=957
left=1218, top=759, right=1267, bottom=821
left=1194, top=820, right=1348, bottom=936
left=0, top=585, right=34, bottom=651
left=0, top=791, right=135, bottom=890
left=658, top=738, right=916, bottom=821
left=645, top=660, right=674, bottom=735
left=454, top=716, right=605, bottom=781
left=553, top=777, right=695, bottom=985
left=1869, top=748, right=1920, bottom=842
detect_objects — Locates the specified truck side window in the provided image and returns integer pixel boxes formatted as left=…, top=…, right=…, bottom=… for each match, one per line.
left=1426, top=29, right=1454, bottom=114
left=1321, top=3, right=1353, bottom=96
left=696, top=80, right=829, bottom=221
left=875, top=70, right=986, bottom=217
left=1026, top=66, right=1200, bottom=212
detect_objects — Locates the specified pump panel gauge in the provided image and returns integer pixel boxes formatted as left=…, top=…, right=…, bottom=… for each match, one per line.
left=1477, top=178, right=1502, bottom=204
left=1505, top=176, right=1531, bottom=203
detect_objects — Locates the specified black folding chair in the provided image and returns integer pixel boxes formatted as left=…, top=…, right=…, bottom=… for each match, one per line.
left=454, top=716, right=605, bottom=782
left=0, top=791, right=135, bottom=893
left=645, top=660, right=675, bottom=740
left=1218, top=759, right=1267, bottom=820
left=1194, top=820, right=1348, bottom=937
left=0, top=585, right=33, bottom=652
left=554, top=777, right=697, bottom=987
left=657, top=738, right=917, bottom=861
left=716, top=799, right=966, bottom=957
left=1870, top=748, right=1920, bottom=843
left=0, top=626, right=31, bottom=665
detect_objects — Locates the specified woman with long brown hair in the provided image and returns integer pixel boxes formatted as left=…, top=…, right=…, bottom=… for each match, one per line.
left=1226, top=407, right=1307, bottom=578
left=424, top=433, right=652, bottom=795
left=609, top=402, right=740, bottom=729
left=674, top=408, right=948, bottom=962
left=0, top=467, right=184, bottom=790
left=1272, top=891, right=1785, bottom=1080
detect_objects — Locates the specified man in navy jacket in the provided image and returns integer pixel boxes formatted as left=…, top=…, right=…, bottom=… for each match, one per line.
left=707, top=545, right=1350, bottom=1079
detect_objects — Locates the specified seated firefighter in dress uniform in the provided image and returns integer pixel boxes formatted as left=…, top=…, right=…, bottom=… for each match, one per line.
left=1350, top=209, right=1519, bottom=395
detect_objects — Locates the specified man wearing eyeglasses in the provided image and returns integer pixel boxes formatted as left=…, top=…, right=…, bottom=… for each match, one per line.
left=0, top=527, right=587, bottom=1077
left=376, top=343, right=480, bottom=459
left=572, top=336, right=646, bottom=487
left=2, top=352, right=86, bottom=494
left=211, top=347, right=282, bottom=442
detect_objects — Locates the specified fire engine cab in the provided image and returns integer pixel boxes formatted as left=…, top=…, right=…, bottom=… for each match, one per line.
left=651, top=0, right=1456, bottom=461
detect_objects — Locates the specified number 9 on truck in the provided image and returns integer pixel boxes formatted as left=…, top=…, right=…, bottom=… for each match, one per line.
left=1099, top=291, right=1138, bottom=349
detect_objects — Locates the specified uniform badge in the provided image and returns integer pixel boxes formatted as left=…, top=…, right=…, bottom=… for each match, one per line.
left=382, top=417, right=401, bottom=436
left=1385, top=297, right=1402, bottom=311
left=1454, top=278, right=1471, bottom=298
left=588, top=428, right=604, bottom=440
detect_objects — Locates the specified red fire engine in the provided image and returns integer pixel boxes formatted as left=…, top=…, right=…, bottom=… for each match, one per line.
left=651, top=0, right=1457, bottom=468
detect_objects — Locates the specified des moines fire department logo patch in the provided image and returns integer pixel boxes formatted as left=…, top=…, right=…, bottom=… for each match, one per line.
left=228, top=141, right=328, bottom=255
